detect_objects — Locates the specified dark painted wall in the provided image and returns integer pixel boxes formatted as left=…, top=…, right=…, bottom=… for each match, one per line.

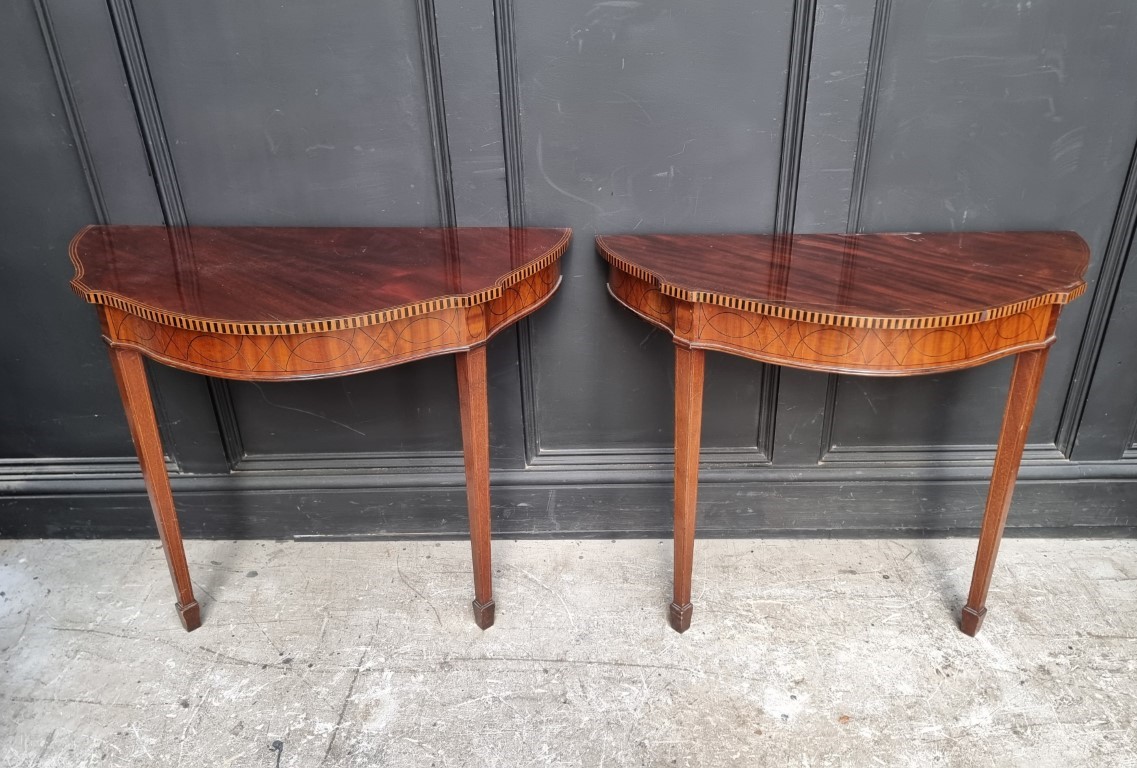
left=2, top=0, right=1136, bottom=538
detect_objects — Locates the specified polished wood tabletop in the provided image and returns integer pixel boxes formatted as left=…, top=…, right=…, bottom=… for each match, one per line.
left=71, top=226, right=569, bottom=381
left=600, top=231, right=1087, bottom=377
left=72, top=225, right=570, bottom=632
left=73, top=226, right=571, bottom=334
left=600, top=230, right=1089, bottom=635
left=598, top=231, right=1087, bottom=327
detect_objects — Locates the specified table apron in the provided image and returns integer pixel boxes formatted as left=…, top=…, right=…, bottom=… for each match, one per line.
left=97, top=264, right=560, bottom=382
left=608, top=270, right=1059, bottom=377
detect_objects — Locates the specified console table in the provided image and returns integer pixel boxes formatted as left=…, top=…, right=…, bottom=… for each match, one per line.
left=71, top=225, right=571, bottom=631
left=598, top=231, right=1088, bottom=635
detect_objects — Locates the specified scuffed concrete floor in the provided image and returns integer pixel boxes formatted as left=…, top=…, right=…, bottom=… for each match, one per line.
left=0, top=538, right=1135, bottom=767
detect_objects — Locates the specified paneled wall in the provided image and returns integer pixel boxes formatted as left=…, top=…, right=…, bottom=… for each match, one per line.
left=2, top=0, right=1135, bottom=538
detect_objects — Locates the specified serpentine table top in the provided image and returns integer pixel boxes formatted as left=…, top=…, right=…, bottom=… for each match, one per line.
left=598, top=230, right=1088, bottom=634
left=598, top=230, right=1087, bottom=375
left=72, top=225, right=571, bottom=379
left=70, top=225, right=571, bottom=631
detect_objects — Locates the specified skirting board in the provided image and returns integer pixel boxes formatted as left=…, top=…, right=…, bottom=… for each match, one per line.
left=2, top=466, right=1136, bottom=539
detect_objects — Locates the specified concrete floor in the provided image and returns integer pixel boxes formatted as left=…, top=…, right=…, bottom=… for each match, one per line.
left=0, top=538, right=1134, bottom=767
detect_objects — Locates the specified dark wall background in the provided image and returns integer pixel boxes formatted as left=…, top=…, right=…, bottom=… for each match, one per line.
left=2, top=0, right=1136, bottom=538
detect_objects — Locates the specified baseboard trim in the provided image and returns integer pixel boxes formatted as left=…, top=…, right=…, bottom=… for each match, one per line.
left=2, top=457, right=1135, bottom=538
left=3, top=453, right=1137, bottom=490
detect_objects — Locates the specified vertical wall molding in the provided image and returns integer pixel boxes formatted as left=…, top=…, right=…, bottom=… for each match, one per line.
left=753, top=364, right=780, bottom=462
left=773, top=0, right=818, bottom=237
left=492, top=0, right=541, bottom=462
left=818, top=0, right=893, bottom=455
left=104, top=0, right=243, bottom=468
left=33, top=0, right=108, bottom=224
left=761, top=0, right=820, bottom=462
left=817, top=372, right=841, bottom=462
left=1056, top=137, right=1137, bottom=457
left=493, top=0, right=526, bottom=228
left=104, top=0, right=186, bottom=228
left=845, top=0, right=892, bottom=236
left=415, top=0, right=457, bottom=228
left=208, top=379, right=245, bottom=469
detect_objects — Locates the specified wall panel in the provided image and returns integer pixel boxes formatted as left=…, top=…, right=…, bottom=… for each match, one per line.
left=128, top=0, right=464, bottom=460
left=0, top=1, right=130, bottom=459
left=828, top=0, right=1137, bottom=457
left=2, top=0, right=1136, bottom=537
left=514, top=0, right=794, bottom=454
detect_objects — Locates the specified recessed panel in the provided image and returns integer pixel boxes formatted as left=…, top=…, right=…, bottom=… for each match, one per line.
left=230, top=357, right=461, bottom=457
left=831, top=0, right=1137, bottom=452
left=516, top=0, right=794, bottom=450
left=1072, top=232, right=1137, bottom=460
left=132, top=0, right=458, bottom=457
left=0, top=2, right=131, bottom=458
left=794, top=0, right=878, bottom=233
left=133, top=0, right=437, bottom=226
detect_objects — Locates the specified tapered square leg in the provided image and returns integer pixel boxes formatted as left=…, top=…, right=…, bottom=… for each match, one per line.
left=671, top=345, right=705, bottom=634
left=107, top=344, right=200, bottom=632
left=457, top=345, right=495, bottom=630
left=962, top=347, right=1050, bottom=636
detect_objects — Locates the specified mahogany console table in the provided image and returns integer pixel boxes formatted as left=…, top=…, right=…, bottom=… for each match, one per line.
left=598, top=231, right=1088, bottom=635
left=71, top=225, right=570, bottom=631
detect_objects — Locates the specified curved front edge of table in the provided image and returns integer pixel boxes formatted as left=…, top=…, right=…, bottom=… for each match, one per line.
left=608, top=268, right=1062, bottom=376
left=601, top=231, right=1087, bottom=637
left=74, top=225, right=570, bottom=633
left=98, top=262, right=561, bottom=381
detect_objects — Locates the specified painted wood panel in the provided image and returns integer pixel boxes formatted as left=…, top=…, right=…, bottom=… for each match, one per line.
left=0, top=1, right=130, bottom=458
left=828, top=0, right=1137, bottom=455
left=127, top=0, right=465, bottom=460
left=514, top=0, right=795, bottom=453
left=1, top=0, right=1136, bottom=536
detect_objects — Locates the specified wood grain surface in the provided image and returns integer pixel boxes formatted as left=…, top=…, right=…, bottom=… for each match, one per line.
left=73, top=225, right=569, bottom=631
left=108, top=346, right=200, bottom=631
left=601, top=230, right=1088, bottom=636
left=98, top=262, right=559, bottom=380
left=71, top=226, right=570, bottom=335
left=598, top=231, right=1087, bottom=330
left=609, top=269, right=1058, bottom=375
